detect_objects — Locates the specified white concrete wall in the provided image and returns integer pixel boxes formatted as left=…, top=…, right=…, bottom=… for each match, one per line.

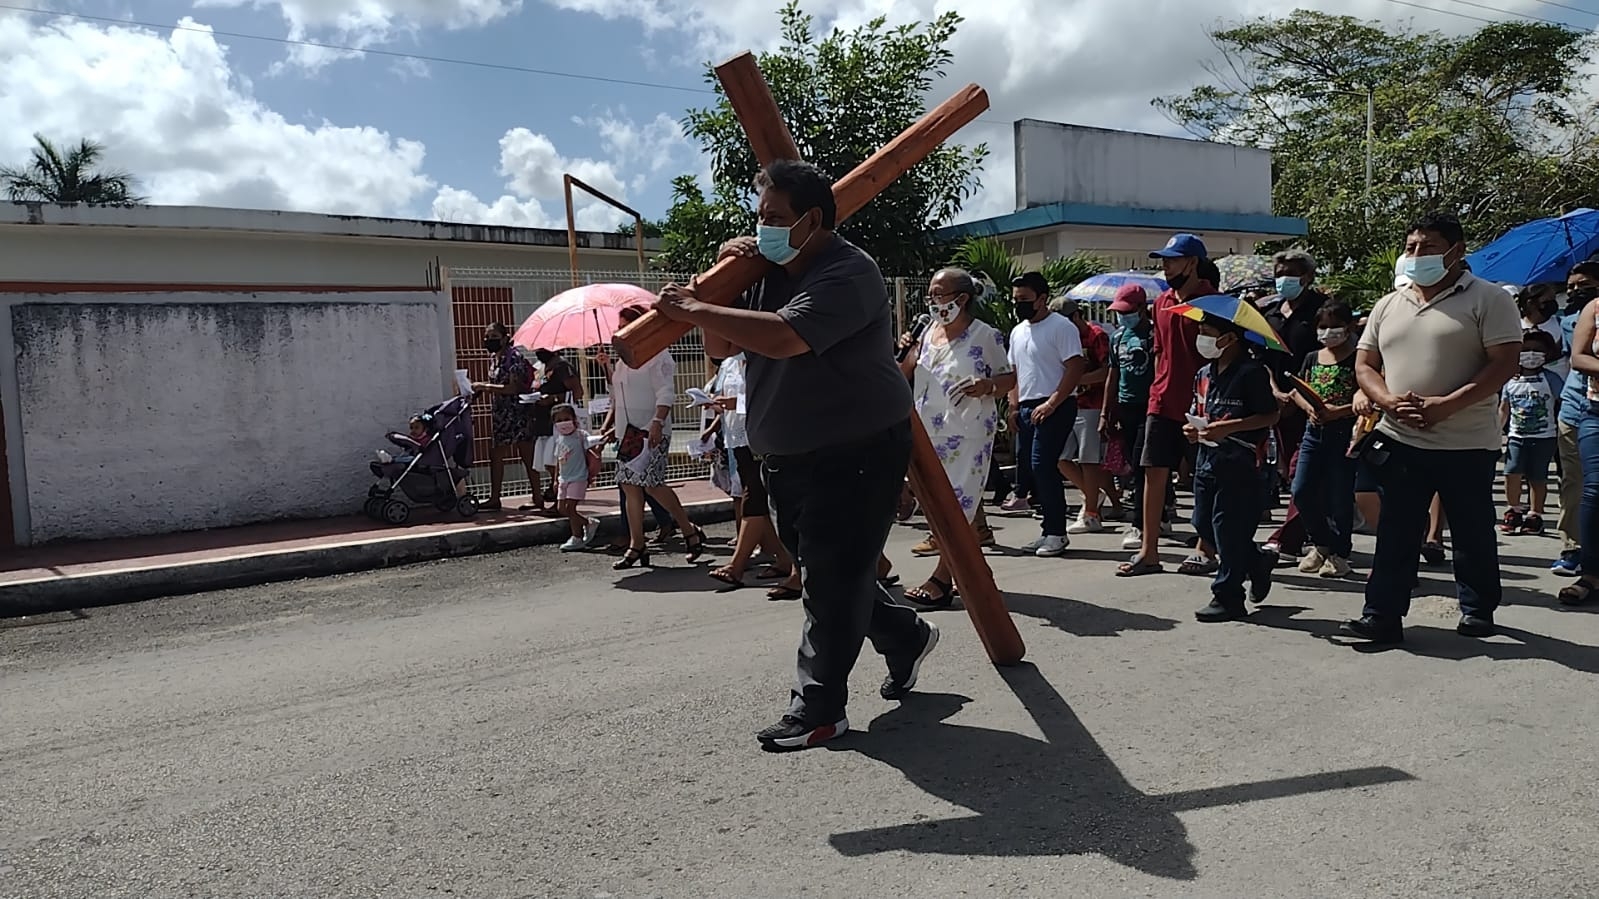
left=1015, top=120, right=1274, bottom=215
left=0, top=227, right=646, bottom=288
left=8, top=293, right=445, bottom=542
left=1002, top=226, right=1274, bottom=271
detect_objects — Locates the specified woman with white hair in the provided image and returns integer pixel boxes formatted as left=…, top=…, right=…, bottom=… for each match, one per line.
left=894, top=267, right=1016, bottom=608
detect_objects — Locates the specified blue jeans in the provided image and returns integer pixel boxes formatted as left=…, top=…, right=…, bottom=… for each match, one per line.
left=1363, top=439, right=1501, bottom=620
left=1291, top=422, right=1357, bottom=558
left=1191, top=460, right=1264, bottom=604
left=1576, top=413, right=1599, bottom=574
left=1016, top=397, right=1078, bottom=536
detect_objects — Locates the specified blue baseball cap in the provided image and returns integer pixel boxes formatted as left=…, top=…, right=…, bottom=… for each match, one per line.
left=1149, top=233, right=1208, bottom=259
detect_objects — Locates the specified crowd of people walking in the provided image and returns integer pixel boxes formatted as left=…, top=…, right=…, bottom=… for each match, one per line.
left=469, top=156, right=1598, bottom=749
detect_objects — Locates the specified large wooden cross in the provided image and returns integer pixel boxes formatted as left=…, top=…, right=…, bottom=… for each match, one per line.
left=614, top=52, right=1025, bottom=666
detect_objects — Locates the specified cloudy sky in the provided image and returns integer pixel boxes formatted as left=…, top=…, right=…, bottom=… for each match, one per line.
left=0, top=0, right=1589, bottom=231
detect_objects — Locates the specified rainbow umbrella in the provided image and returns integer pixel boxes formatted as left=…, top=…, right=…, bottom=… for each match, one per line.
left=1166, top=293, right=1288, bottom=352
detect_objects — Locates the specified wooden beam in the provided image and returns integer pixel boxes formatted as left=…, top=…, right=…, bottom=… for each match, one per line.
left=612, top=83, right=990, bottom=368
left=715, top=52, right=801, bottom=164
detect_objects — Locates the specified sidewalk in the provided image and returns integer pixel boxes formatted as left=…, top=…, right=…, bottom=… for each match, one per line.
left=1, top=481, right=733, bottom=618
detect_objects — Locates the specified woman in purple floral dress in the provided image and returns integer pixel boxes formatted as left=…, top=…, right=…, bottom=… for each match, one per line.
left=895, top=268, right=1016, bottom=609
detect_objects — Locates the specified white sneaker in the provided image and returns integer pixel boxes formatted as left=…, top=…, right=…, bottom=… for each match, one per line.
left=1121, top=528, right=1143, bottom=550
left=1319, top=555, right=1352, bottom=578
left=1035, top=534, right=1070, bottom=557
left=559, top=536, right=583, bottom=552
left=1019, top=535, right=1049, bottom=553
left=1068, top=514, right=1104, bottom=534
left=1298, top=547, right=1327, bottom=574
left=582, top=516, right=601, bottom=546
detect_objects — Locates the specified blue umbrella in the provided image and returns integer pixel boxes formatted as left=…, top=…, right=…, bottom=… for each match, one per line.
left=1467, top=208, right=1599, bottom=286
left=1063, top=270, right=1169, bottom=304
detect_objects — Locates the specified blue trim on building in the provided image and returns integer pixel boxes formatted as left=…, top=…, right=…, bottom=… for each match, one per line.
left=934, top=202, right=1309, bottom=241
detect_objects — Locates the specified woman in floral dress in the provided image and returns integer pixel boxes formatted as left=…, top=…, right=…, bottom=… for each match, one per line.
left=896, top=268, right=1016, bottom=608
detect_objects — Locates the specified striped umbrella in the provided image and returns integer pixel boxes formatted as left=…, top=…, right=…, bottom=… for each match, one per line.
left=1166, top=293, right=1288, bottom=352
left=1062, top=270, right=1169, bottom=304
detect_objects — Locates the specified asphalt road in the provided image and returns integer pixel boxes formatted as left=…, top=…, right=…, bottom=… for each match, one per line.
left=6, top=509, right=1599, bottom=898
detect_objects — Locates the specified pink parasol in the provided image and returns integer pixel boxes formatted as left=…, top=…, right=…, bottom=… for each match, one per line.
left=512, top=283, right=658, bottom=352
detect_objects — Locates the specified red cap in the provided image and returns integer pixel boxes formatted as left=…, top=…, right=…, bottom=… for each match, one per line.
left=1108, top=284, right=1148, bottom=313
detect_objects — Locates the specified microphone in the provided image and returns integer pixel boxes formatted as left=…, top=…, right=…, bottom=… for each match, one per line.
left=898, top=313, right=933, bottom=363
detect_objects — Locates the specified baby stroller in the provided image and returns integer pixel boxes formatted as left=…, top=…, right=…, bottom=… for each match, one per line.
left=363, top=394, right=478, bottom=526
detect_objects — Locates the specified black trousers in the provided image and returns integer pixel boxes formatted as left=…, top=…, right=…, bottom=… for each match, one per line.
left=764, top=418, right=924, bottom=724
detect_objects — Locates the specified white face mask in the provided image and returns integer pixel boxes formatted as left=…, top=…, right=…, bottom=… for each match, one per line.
left=1195, top=334, right=1225, bottom=360
left=1520, top=352, right=1546, bottom=369
left=1318, top=328, right=1348, bottom=347
left=930, top=299, right=961, bottom=325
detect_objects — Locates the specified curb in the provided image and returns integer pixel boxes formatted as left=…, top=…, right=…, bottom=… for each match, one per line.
left=0, top=499, right=736, bottom=619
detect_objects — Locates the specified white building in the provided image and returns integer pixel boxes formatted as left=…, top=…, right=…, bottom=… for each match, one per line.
left=0, top=203, right=660, bottom=547
left=938, top=119, right=1308, bottom=269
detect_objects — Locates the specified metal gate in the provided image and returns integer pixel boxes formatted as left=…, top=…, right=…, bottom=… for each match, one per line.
left=445, top=267, right=712, bottom=497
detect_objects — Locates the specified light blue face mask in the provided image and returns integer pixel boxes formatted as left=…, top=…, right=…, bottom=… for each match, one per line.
left=1117, top=312, right=1141, bottom=330
left=757, top=224, right=799, bottom=264
left=1275, top=276, right=1304, bottom=301
left=1400, top=253, right=1450, bottom=288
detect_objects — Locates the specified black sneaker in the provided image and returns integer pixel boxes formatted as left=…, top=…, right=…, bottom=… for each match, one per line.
left=1250, top=547, right=1274, bottom=603
left=755, top=715, right=849, bottom=750
left=1340, top=615, right=1404, bottom=644
left=881, top=620, right=941, bottom=700
left=1457, top=614, right=1496, bottom=638
left=1195, top=599, right=1247, bottom=622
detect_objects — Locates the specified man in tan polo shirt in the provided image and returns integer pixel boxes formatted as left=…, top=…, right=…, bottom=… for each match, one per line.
left=1347, top=212, right=1522, bottom=645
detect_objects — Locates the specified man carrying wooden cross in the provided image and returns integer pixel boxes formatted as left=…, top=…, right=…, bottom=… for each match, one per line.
left=655, top=159, right=940, bottom=751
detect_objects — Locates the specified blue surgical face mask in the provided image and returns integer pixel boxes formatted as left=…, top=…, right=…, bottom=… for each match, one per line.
left=1275, top=276, right=1304, bottom=301
left=1117, top=312, right=1140, bottom=330
left=1401, top=253, right=1450, bottom=288
left=757, top=224, right=799, bottom=264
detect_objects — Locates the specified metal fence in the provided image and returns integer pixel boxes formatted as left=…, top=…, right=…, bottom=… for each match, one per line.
left=444, top=268, right=949, bottom=498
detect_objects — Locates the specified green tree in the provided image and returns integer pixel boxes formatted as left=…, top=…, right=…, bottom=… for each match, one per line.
left=659, top=1, right=988, bottom=274
left=947, top=237, right=1108, bottom=333
left=1153, top=12, right=1599, bottom=269
left=1, top=134, right=145, bottom=204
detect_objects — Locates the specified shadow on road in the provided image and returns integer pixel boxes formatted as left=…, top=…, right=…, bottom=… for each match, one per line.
left=1003, top=592, right=1179, bottom=638
left=828, top=664, right=1413, bottom=879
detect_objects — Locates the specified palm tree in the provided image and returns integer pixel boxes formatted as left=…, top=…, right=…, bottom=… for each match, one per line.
left=947, top=236, right=1109, bottom=334
left=1, top=134, right=145, bottom=204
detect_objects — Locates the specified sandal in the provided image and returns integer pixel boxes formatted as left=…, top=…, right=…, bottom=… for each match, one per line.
left=709, top=566, right=744, bottom=590
left=1116, top=557, right=1164, bottom=577
left=1421, top=541, right=1447, bottom=566
left=766, top=585, right=802, bottom=601
left=613, top=546, right=651, bottom=570
left=1178, top=554, right=1219, bottom=576
left=903, top=578, right=955, bottom=610
left=1559, top=578, right=1598, bottom=606
left=684, top=526, right=707, bottom=562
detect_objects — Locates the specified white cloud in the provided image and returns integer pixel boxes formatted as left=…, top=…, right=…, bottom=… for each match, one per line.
left=539, top=0, right=1576, bottom=222
left=0, top=12, right=434, bottom=215
left=194, top=0, right=522, bottom=70
left=430, top=122, right=688, bottom=230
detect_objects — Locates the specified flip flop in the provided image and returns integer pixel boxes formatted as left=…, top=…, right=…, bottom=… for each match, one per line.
left=1559, top=579, right=1598, bottom=606
left=766, top=585, right=802, bottom=601
left=1116, top=558, right=1164, bottom=577
left=709, top=566, right=745, bottom=590
left=1178, top=554, right=1219, bottom=576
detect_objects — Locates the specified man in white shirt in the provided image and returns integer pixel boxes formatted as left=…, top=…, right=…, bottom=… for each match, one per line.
left=1006, top=272, right=1086, bottom=556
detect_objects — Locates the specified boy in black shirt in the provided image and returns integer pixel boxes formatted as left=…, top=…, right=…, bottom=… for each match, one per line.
left=1184, top=315, right=1281, bottom=622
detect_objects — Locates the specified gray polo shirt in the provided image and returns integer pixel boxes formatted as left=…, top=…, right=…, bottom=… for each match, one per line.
left=1359, top=271, right=1522, bottom=452
left=738, top=235, right=913, bottom=456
